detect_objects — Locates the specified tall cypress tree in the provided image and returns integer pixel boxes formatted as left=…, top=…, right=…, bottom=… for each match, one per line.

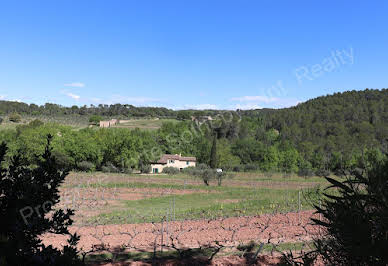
left=209, top=132, right=217, bottom=169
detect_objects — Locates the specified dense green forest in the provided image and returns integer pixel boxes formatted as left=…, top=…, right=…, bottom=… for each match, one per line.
left=0, top=101, right=222, bottom=118
left=0, top=89, right=387, bottom=175
left=240, top=89, right=388, bottom=173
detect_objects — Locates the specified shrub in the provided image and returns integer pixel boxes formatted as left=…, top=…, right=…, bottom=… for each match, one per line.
left=77, top=161, right=95, bottom=172
left=195, top=163, right=210, bottom=170
left=181, top=166, right=196, bottom=174
left=0, top=117, right=3, bottom=124
left=8, top=112, right=21, bottom=123
left=0, top=135, right=82, bottom=265
left=101, top=162, right=120, bottom=173
left=140, top=164, right=151, bottom=173
left=232, top=165, right=242, bottom=172
left=122, top=167, right=133, bottom=174
left=162, top=166, right=180, bottom=175
left=89, top=115, right=103, bottom=125
left=297, top=168, right=315, bottom=178
left=315, top=168, right=330, bottom=177
left=29, top=119, right=44, bottom=127
left=244, top=164, right=259, bottom=172
left=184, top=164, right=232, bottom=186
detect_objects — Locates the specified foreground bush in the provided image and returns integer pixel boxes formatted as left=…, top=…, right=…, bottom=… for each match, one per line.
left=0, top=135, right=82, bottom=265
left=284, top=156, right=388, bottom=265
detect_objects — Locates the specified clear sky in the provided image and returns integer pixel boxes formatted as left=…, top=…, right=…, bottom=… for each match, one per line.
left=0, top=1, right=387, bottom=110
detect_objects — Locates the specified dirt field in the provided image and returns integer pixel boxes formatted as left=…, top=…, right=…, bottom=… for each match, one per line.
left=43, top=210, right=319, bottom=253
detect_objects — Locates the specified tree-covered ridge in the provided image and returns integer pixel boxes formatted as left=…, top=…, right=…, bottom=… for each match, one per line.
left=238, top=89, right=388, bottom=169
left=0, top=89, right=387, bottom=175
left=0, top=101, right=223, bottom=118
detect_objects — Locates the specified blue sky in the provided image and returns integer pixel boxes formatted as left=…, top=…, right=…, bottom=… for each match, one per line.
left=0, top=1, right=387, bottom=110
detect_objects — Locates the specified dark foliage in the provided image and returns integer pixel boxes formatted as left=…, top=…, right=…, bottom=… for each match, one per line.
left=0, top=100, right=223, bottom=119
left=285, top=157, right=388, bottom=265
left=240, top=89, right=388, bottom=172
left=52, top=150, right=72, bottom=171
left=0, top=135, right=82, bottom=265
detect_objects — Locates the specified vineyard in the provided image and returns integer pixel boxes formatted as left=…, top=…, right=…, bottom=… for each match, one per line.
left=43, top=172, right=327, bottom=265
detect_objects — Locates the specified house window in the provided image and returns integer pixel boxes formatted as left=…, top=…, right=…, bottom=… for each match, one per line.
left=153, top=168, right=159, bottom=173
left=186, top=161, right=189, bottom=165
left=169, top=160, right=175, bottom=164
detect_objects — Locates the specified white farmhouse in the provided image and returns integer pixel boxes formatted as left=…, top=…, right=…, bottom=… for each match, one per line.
left=150, top=154, right=196, bottom=173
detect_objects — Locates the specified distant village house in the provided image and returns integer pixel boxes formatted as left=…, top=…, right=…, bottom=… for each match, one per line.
left=99, top=119, right=118, bottom=128
left=99, top=119, right=136, bottom=128
left=150, top=154, right=196, bottom=173
left=191, top=116, right=213, bottom=123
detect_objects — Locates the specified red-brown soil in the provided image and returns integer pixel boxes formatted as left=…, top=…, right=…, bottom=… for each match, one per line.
left=43, top=210, right=318, bottom=253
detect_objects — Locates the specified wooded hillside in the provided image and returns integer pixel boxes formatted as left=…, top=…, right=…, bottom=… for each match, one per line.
left=0, top=89, right=387, bottom=175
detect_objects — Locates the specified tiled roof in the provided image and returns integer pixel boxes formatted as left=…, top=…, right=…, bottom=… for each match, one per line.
left=153, top=154, right=196, bottom=164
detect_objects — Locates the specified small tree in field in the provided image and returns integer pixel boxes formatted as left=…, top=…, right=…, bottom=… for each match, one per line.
left=283, top=156, right=388, bottom=265
left=215, top=171, right=233, bottom=186
left=186, top=163, right=232, bottom=186
left=0, top=135, right=82, bottom=265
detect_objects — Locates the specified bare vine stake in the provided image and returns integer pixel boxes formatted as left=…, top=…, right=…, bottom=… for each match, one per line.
left=166, top=207, right=169, bottom=247
left=161, top=218, right=164, bottom=253
left=319, top=199, right=322, bottom=234
left=298, top=190, right=301, bottom=224
left=173, top=195, right=176, bottom=221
